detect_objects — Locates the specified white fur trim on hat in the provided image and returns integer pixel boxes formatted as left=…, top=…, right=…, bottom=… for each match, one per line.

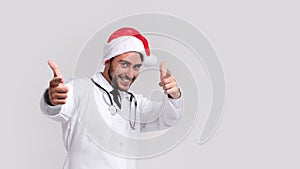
left=102, top=36, right=157, bottom=66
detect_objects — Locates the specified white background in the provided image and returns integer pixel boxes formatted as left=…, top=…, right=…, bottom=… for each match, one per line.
left=1, top=0, right=299, bottom=168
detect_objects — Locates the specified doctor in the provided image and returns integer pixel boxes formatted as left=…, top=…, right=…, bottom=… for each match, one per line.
left=40, top=27, right=183, bottom=169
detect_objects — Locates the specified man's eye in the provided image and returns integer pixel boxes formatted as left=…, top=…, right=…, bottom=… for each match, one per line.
left=134, top=65, right=141, bottom=70
left=121, top=62, right=128, bottom=67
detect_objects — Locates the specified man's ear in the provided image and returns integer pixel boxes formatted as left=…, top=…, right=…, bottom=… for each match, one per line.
left=104, top=60, right=110, bottom=68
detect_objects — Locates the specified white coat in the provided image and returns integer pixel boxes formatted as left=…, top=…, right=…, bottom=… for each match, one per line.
left=40, top=72, right=183, bottom=169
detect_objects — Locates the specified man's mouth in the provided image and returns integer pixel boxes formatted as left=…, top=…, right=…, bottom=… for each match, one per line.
left=119, top=76, right=132, bottom=83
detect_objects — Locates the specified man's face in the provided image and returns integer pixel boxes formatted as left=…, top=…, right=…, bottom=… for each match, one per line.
left=108, top=52, right=142, bottom=91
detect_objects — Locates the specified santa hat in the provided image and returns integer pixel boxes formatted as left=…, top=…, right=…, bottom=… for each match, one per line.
left=102, top=27, right=157, bottom=66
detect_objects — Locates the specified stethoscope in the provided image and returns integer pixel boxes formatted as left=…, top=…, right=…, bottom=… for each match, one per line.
left=91, top=78, right=137, bottom=130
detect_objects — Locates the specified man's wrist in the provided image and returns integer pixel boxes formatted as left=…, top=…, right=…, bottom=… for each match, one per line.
left=167, top=88, right=181, bottom=99
left=44, top=89, right=55, bottom=106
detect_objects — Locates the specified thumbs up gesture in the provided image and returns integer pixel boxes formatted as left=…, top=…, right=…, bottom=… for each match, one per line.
left=47, top=60, right=69, bottom=105
left=159, top=61, right=181, bottom=99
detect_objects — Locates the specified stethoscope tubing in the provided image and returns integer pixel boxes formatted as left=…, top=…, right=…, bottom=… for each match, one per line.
left=91, top=78, right=137, bottom=129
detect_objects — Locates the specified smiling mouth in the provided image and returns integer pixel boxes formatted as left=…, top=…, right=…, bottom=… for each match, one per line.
left=119, top=76, right=132, bottom=83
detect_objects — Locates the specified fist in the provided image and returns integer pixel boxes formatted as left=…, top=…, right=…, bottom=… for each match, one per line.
left=159, top=61, right=181, bottom=99
left=47, top=60, right=69, bottom=105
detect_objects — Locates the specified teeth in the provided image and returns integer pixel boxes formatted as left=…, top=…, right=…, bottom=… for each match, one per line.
left=121, top=77, right=130, bottom=83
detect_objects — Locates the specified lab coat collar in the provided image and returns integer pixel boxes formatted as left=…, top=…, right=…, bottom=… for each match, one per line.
left=91, top=72, right=113, bottom=92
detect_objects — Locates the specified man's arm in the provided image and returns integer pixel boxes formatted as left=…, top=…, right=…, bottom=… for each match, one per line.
left=139, top=61, right=183, bottom=132
left=40, top=60, right=74, bottom=123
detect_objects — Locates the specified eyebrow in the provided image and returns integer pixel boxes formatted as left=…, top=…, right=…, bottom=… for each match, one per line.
left=119, top=60, right=142, bottom=67
left=119, top=60, right=131, bottom=65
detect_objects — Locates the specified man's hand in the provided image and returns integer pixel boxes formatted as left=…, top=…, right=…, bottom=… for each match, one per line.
left=47, top=60, right=69, bottom=105
left=159, top=61, right=181, bottom=99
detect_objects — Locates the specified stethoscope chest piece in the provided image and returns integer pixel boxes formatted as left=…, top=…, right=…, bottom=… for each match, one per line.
left=109, top=106, right=118, bottom=115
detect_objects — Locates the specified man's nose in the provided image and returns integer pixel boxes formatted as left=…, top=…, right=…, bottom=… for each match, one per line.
left=126, top=67, right=134, bottom=78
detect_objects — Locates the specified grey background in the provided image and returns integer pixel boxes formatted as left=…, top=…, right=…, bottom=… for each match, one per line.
left=1, top=0, right=299, bottom=169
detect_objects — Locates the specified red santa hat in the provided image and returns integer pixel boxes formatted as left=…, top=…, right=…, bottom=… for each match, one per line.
left=102, top=27, right=157, bottom=66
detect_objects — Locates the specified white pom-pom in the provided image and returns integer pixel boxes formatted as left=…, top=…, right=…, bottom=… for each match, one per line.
left=143, top=54, right=157, bottom=67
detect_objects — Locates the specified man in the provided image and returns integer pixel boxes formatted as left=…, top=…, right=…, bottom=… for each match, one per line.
left=40, top=27, right=183, bottom=169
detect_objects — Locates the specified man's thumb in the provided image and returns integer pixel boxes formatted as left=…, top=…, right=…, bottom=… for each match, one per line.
left=47, top=60, right=63, bottom=78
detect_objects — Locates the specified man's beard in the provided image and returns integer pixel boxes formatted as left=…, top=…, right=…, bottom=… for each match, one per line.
left=108, top=64, right=113, bottom=82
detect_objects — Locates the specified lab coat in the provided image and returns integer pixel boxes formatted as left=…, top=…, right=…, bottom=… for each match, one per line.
left=40, top=72, right=183, bottom=169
